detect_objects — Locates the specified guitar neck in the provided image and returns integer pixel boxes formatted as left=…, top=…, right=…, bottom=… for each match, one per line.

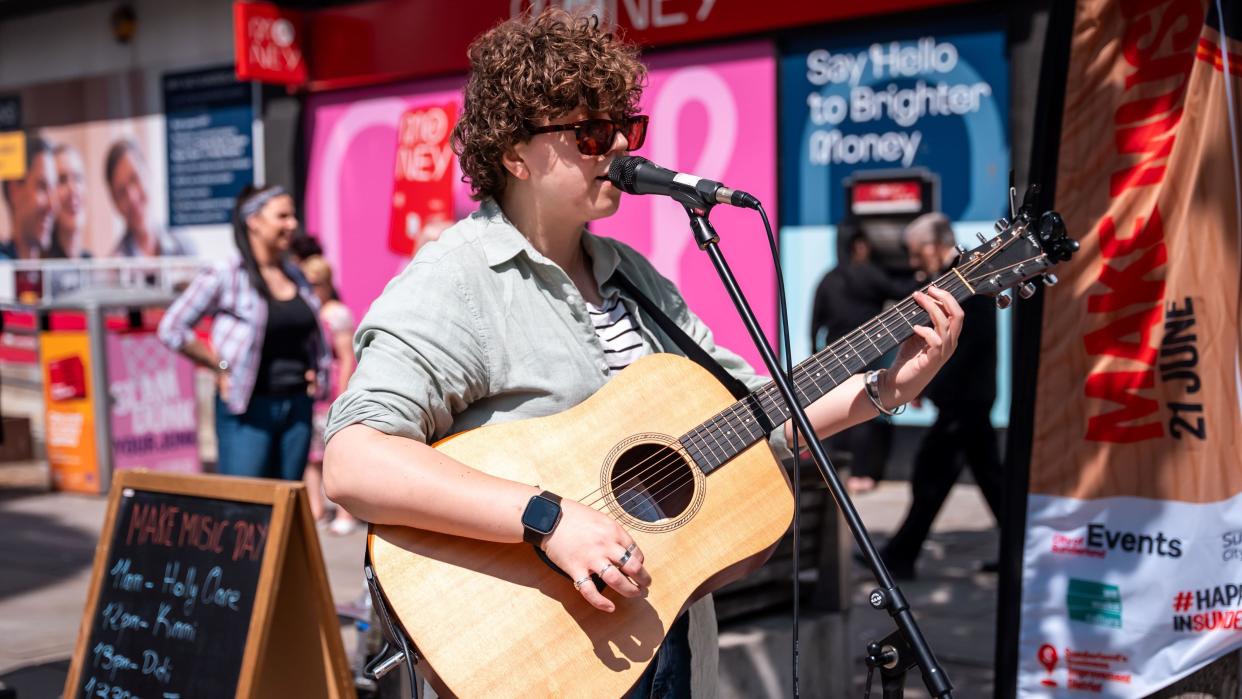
left=680, top=268, right=976, bottom=474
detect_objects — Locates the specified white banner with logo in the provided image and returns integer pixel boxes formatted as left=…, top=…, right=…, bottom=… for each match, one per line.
left=1019, top=493, right=1242, bottom=695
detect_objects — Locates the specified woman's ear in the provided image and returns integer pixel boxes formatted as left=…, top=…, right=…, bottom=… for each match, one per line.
left=502, top=145, right=528, bottom=181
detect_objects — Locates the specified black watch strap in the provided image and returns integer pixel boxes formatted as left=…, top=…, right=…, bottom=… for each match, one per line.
left=522, top=491, right=563, bottom=546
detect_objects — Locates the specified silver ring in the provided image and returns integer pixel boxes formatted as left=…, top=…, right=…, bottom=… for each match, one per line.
left=617, top=550, right=633, bottom=567
left=573, top=574, right=592, bottom=590
left=598, top=563, right=615, bottom=576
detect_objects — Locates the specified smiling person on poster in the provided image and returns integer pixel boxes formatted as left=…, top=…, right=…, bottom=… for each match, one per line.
left=158, top=185, right=332, bottom=480
left=105, top=138, right=190, bottom=257
left=321, top=9, right=964, bottom=696
left=0, top=132, right=54, bottom=260
left=49, top=143, right=89, bottom=260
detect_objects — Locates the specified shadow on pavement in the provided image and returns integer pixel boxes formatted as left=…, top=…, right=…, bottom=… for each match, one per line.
left=849, top=526, right=1001, bottom=699
left=0, top=489, right=98, bottom=603
left=0, top=658, right=70, bottom=699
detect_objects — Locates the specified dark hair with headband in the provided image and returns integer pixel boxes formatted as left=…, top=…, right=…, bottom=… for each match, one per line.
left=233, top=184, right=288, bottom=300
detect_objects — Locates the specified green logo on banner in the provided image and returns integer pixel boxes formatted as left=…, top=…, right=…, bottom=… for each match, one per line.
left=1067, top=578, right=1122, bottom=628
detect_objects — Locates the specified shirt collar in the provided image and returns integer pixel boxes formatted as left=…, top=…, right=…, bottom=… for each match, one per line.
left=479, top=199, right=534, bottom=268
left=478, top=199, right=622, bottom=295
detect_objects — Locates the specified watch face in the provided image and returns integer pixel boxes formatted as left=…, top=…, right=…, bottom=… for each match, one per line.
left=524, top=496, right=560, bottom=534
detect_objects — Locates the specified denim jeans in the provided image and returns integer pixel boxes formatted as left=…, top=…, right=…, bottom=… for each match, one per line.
left=625, top=611, right=691, bottom=699
left=215, top=394, right=313, bottom=480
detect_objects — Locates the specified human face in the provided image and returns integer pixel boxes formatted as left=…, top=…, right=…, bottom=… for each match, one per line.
left=512, top=106, right=633, bottom=226
left=55, top=149, right=86, bottom=235
left=7, top=151, right=55, bottom=250
left=246, top=194, right=298, bottom=256
left=108, top=150, right=149, bottom=234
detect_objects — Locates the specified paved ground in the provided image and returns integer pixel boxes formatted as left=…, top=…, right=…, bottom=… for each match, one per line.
left=0, top=459, right=999, bottom=698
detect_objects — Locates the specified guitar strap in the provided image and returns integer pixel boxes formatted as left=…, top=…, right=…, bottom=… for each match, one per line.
left=611, top=270, right=750, bottom=400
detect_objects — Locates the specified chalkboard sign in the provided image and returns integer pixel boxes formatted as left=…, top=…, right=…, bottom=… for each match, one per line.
left=65, top=471, right=352, bottom=699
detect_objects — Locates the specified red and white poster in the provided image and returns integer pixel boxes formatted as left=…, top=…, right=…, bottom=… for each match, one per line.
left=388, top=102, right=456, bottom=256
left=233, top=0, right=306, bottom=85
left=1018, top=1, right=1242, bottom=695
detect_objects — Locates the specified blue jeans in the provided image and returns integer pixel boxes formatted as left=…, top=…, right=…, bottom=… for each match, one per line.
left=625, top=611, right=691, bottom=699
left=215, top=394, right=312, bottom=480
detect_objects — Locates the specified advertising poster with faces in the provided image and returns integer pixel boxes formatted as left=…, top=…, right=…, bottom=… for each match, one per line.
left=0, top=67, right=254, bottom=266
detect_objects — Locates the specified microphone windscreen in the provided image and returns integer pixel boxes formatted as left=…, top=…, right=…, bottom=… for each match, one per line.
left=608, top=156, right=647, bottom=193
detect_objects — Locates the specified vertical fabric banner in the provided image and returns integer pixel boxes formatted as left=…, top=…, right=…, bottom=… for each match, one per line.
left=1018, top=1, right=1242, bottom=696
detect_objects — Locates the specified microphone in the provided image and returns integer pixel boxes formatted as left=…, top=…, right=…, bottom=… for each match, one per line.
left=607, top=156, right=760, bottom=210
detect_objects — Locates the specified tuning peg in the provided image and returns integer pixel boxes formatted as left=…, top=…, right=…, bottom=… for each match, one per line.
left=976, top=232, right=987, bottom=245
left=1042, top=273, right=1059, bottom=287
left=1038, top=211, right=1065, bottom=241
left=994, top=217, right=1010, bottom=233
left=1017, top=282, right=1037, bottom=299
left=995, top=293, right=1013, bottom=310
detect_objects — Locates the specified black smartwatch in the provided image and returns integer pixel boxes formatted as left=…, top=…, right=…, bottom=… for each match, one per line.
left=521, top=491, right=563, bottom=547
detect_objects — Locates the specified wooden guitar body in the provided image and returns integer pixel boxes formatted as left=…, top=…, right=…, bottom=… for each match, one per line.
left=367, top=353, right=795, bottom=698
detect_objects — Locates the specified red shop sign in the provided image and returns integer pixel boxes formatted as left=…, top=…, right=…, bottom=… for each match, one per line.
left=233, top=1, right=307, bottom=85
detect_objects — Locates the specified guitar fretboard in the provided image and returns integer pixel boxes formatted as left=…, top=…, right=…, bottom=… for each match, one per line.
left=679, top=268, right=975, bottom=474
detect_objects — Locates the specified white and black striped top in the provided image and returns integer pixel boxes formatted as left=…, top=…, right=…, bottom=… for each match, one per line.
left=587, top=296, right=647, bottom=377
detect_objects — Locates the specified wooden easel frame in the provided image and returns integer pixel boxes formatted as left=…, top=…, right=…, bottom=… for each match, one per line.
left=63, top=470, right=353, bottom=698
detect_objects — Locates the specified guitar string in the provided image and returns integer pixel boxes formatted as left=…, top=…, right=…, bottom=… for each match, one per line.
left=574, top=261, right=988, bottom=515
left=575, top=246, right=1034, bottom=519
left=588, top=252, right=1042, bottom=521
left=576, top=274, right=972, bottom=517
left=585, top=286, right=952, bottom=518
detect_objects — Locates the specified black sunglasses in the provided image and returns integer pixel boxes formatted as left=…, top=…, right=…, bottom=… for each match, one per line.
left=528, top=115, right=648, bottom=156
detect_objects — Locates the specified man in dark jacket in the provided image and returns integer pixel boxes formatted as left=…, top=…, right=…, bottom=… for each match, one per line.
left=810, top=222, right=919, bottom=493
left=881, top=213, right=1003, bottom=579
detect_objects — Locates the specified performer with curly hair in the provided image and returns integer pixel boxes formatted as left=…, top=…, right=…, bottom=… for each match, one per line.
left=323, top=9, right=963, bottom=696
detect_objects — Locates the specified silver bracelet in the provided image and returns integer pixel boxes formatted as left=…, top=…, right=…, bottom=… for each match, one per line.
left=864, top=369, right=906, bottom=417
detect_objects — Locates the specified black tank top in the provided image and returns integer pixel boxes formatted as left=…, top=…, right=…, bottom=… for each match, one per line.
left=254, top=294, right=318, bottom=397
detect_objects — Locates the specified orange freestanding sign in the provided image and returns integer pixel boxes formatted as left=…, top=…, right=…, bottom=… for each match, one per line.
left=40, top=329, right=101, bottom=493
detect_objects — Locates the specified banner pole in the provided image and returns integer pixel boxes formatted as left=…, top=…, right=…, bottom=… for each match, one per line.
left=994, top=0, right=1077, bottom=697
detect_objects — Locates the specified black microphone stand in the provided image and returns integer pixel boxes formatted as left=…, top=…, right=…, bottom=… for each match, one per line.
left=682, top=203, right=954, bottom=698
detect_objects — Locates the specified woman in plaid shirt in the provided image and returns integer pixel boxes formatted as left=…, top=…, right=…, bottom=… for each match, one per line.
left=159, top=184, right=332, bottom=480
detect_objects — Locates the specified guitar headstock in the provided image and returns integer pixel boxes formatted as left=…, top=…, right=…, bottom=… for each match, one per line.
left=953, top=185, right=1079, bottom=307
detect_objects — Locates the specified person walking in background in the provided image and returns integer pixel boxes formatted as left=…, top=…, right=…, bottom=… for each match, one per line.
left=158, top=184, right=332, bottom=480
left=881, top=212, right=1004, bottom=580
left=1, top=132, right=54, bottom=260
left=105, top=138, right=188, bottom=257
left=299, top=254, right=360, bottom=535
left=49, top=143, right=88, bottom=259
left=810, top=221, right=920, bottom=494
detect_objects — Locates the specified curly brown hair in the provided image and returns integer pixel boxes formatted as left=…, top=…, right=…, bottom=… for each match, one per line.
left=452, top=9, right=646, bottom=202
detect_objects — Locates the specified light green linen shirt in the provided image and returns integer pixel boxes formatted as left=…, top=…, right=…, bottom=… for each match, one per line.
left=326, top=199, right=791, bottom=697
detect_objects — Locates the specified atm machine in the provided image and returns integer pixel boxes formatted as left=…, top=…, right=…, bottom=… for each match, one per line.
left=839, top=167, right=940, bottom=277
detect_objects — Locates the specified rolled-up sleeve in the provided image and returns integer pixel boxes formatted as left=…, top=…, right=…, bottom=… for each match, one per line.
left=323, top=257, right=492, bottom=446
left=158, top=266, right=221, bottom=351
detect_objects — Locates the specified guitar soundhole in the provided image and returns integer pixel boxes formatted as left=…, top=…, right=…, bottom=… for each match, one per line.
left=608, top=442, right=697, bottom=525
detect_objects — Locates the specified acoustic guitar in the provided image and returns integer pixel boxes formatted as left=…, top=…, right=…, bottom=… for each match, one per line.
left=367, top=208, right=1078, bottom=697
